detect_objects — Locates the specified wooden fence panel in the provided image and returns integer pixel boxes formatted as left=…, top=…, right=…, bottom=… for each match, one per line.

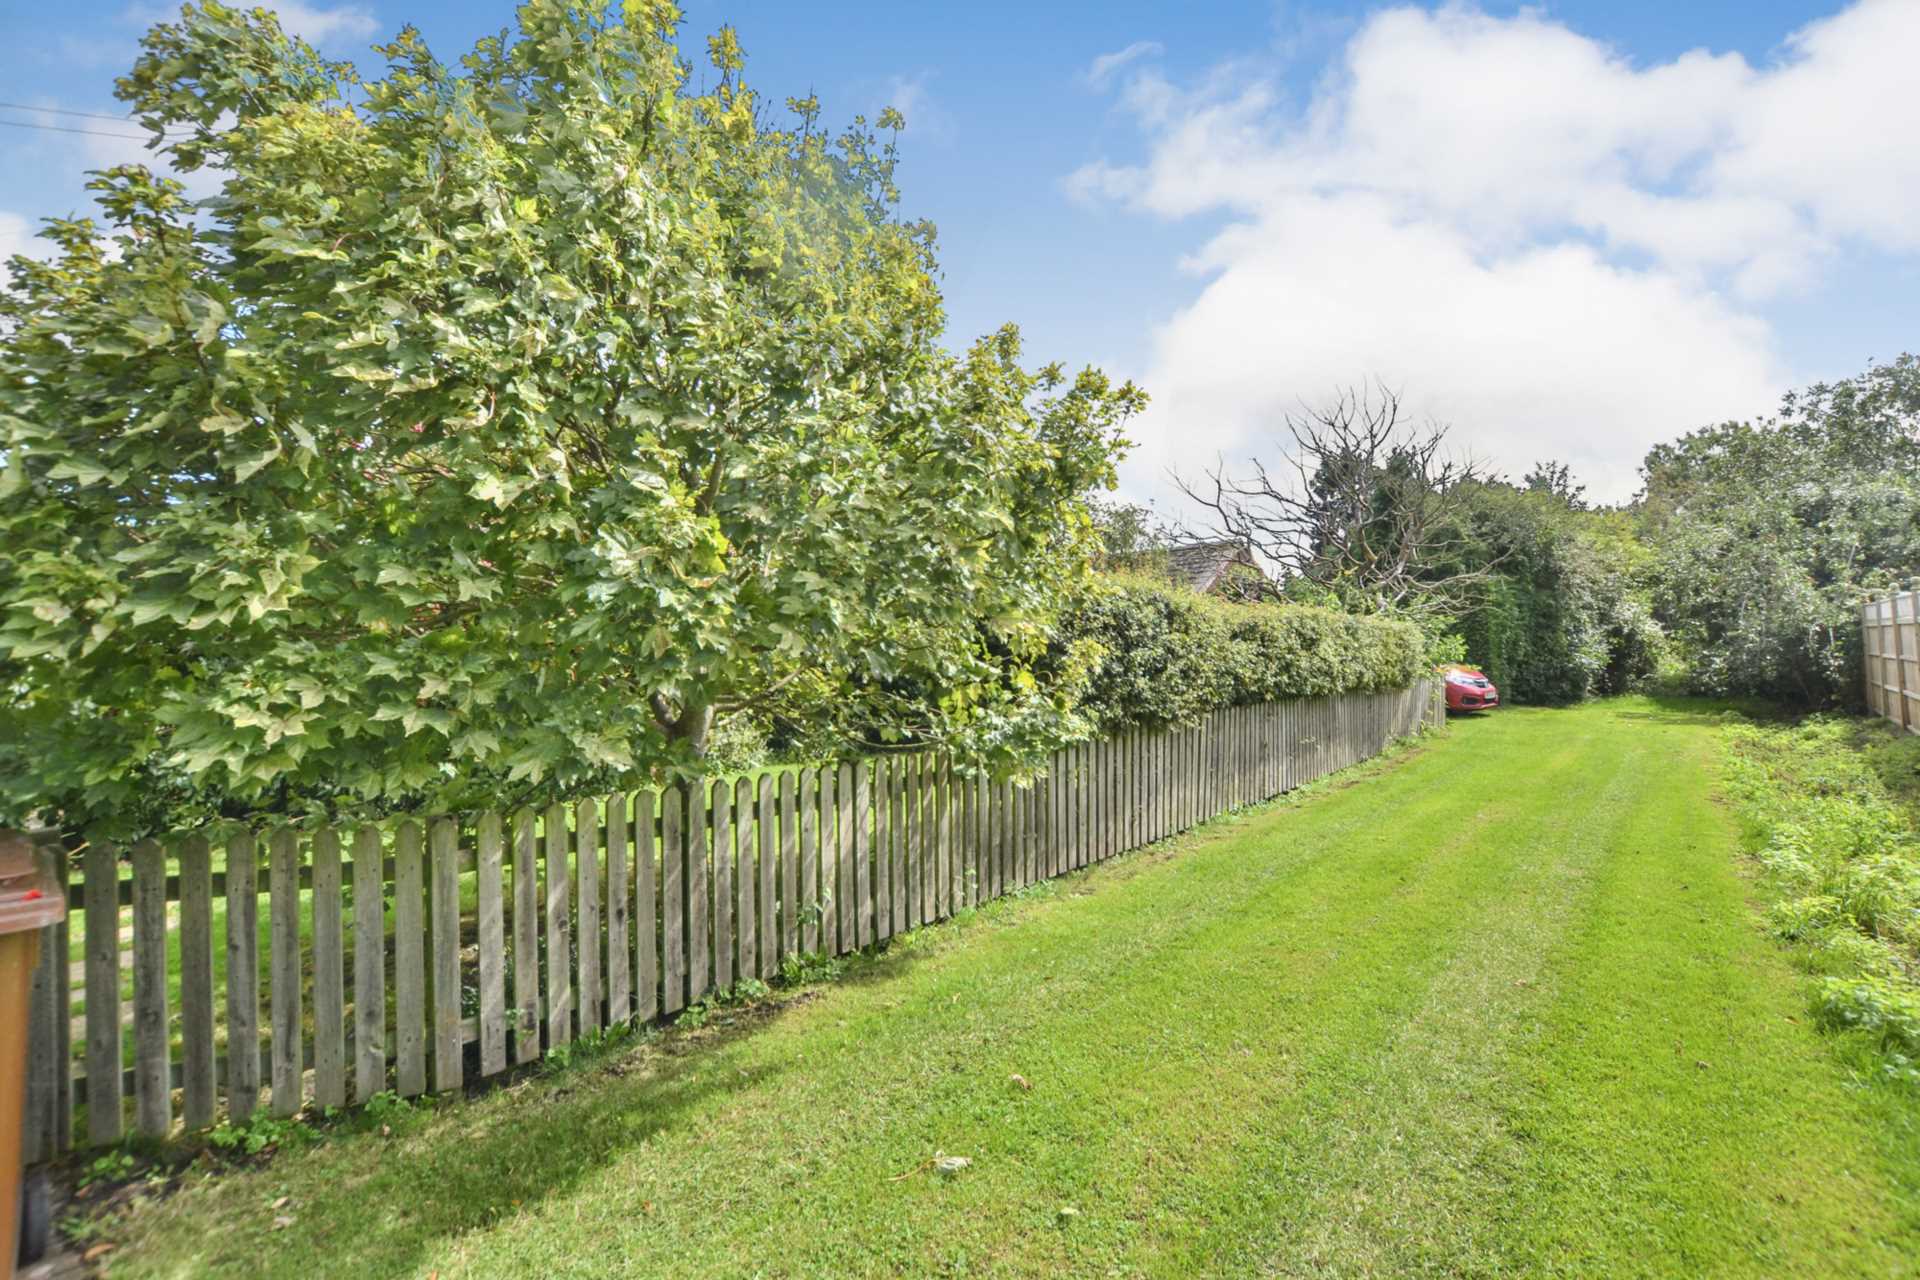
left=34, top=685, right=1438, bottom=1150
left=1864, top=591, right=1919, bottom=733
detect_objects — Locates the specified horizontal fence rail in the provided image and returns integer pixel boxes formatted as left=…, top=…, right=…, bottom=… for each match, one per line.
left=1863, top=591, right=1919, bottom=733
left=20, top=682, right=1440, bottom=1158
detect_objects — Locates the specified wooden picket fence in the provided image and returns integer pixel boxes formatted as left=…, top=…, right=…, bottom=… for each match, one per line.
left=1862, top=590, right=1920, bottom=733
left=19, top=682, right=1440, bottom=1159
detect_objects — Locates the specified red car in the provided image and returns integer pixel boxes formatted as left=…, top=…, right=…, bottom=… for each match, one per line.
left=1442, top=665, right=1500, bottom=712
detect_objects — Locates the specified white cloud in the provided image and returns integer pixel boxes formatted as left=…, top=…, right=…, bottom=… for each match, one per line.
left=0, top=210, right=47, bottom=290
left=266, top=1, right=379, bottom=46
left=1071, top=0, right=1920, bottom=505
left=118, top=1, right=378, bottom=48
left=1086, top=41, right=1163, bottom=89
left=881, top=73, right=954, bottom=145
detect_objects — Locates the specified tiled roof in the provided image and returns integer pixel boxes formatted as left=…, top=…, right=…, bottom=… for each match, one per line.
left=1162, top=539, right=1252, bottom=594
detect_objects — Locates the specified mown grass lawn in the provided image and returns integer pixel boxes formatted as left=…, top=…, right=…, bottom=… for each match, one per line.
left=99, top=699, right=1920, bottom=1277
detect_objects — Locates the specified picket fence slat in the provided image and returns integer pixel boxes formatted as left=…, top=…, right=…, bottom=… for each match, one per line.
left=431, top=818, right=462, bottom=1094
left=224, top=833, right=260, bottom=1122
left=544, top=804, right=572, bottom=1049
left=478, top=813, right=508, bottom=1079
left=84, top=839, right=123, bottom=1144
left=269, top=828, right=302, bottom=1117
left=837, top=764, right=857, bottom=951
left=781, top=770, right=801, bottom=956
left=688, top=783, right=710, bottom=1004
left=756, top=775, right=771, bottom=974
left=312, top=826, right=346, bottom=1110
left=661, top=788, right=685, bottom=1015
left=873, top=761, right=889, bottom=944
left=131, top=840, right=169, bottom=1137
left=635, top=791, right=659, bottom=1024
left=354, top=826, right=388, bottom=1098
left=607, top=794, right=631, bottom=1027
left=394, top=821, right=426, bottom=1097
left=798, top=769, right=819, bottom=955
left=714, top=779, right=735, bottom=992
left=179, top=835, right=216, bottom=1130
left=511, top=810, right=541, bottom=1065
left=576, top=799, right=602, bottom=1037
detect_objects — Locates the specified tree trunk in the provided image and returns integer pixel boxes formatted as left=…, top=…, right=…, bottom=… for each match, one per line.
left=656, top=696, right=715, bottom=758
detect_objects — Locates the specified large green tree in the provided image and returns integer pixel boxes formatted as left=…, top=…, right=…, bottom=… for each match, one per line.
left=0, top=1, right=1140, bottom=835
left=1642, top=354, right=1920, bottom=706
left=1441, top=473, right=1661, bottom=704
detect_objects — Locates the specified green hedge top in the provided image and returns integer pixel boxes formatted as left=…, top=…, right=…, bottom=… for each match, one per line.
left=1053, top=574, right=1427, bottom=734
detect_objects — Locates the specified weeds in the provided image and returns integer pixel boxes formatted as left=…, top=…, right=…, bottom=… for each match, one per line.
left=206, top=1111, right=320, bottom=1158
left=1724, top=715, right=1920, bottom=1083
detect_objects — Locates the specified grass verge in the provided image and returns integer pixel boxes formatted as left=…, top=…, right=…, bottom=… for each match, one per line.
left=76, top=699, right=1920, bottom=1277
left=1722, top=712, right=1920, bottom=1085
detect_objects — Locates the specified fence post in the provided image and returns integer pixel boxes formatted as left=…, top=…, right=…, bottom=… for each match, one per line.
left=1893, top=590, right=1911, bottom=733
left=23, top=838, right=63, bottom=1164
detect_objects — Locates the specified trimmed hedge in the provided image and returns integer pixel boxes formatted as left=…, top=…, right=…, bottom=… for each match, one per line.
left=1051, top=574, right=1427, bottom=734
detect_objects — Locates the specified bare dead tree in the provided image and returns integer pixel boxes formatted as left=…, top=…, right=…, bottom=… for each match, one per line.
left=1176, top=383, right=1492, bottom=620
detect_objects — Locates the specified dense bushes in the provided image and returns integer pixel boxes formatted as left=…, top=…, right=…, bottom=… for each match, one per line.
left=1724, top=716, right=1920, bottom=1081
left=1442, top=481, right=1664, bottom=704
left=1642, top=354, right=1920, bottom=708
left=1048, top=574, right=1426, bottom=734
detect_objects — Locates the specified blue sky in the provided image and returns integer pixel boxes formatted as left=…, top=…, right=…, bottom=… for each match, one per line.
left=3, top=1, right=1916, bottom=507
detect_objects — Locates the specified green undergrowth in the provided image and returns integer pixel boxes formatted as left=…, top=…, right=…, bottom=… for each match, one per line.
left=1723, top=714, right=1920, bottom=1083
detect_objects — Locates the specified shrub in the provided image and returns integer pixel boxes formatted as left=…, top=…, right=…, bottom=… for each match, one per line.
left=1814, top=975, right=1920, bottom=1057
left=1048, top=574, right=1427, bottom=734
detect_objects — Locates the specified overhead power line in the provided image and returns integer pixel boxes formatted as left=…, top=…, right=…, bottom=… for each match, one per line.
left=0, top=119, right=153, bottom=142
left=0, top=101, right=150, bottom=124
left=0, top=102, right=196, bottom=141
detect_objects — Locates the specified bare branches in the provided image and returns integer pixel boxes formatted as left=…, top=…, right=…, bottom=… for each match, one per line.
left=1177, top=382, right=1488, bottom=619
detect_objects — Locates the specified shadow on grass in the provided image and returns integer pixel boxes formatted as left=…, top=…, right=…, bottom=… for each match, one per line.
left=135, top=925, right=967, bottom=1275
left=1599, top=694, right=1781, bottom=727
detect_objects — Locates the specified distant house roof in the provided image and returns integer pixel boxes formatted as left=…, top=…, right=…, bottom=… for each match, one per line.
left=1162, top=539, right=1260, bottom=595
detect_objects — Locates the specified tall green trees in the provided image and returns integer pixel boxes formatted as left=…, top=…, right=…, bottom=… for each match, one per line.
left=1643, top=354, right=1920, bottom=705
left=1443, top=478, right=1661, bottom=704
left=0, top=1, right=1139, bottom=835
